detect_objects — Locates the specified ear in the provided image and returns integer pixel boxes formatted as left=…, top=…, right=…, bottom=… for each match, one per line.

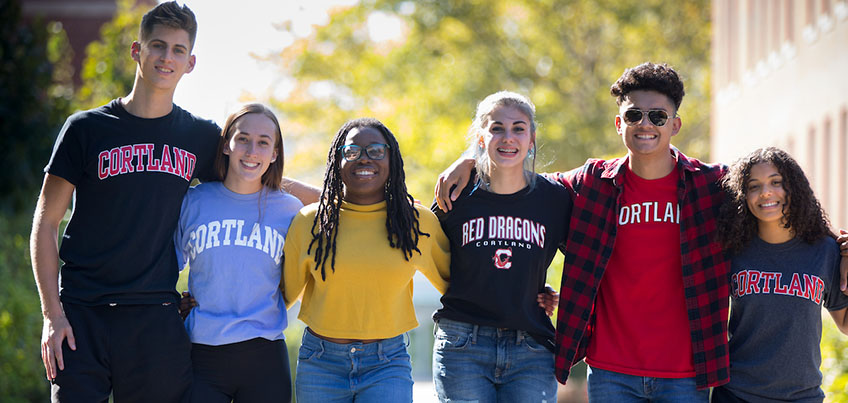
left=185, top=54, right=196, bottom=74
left=131, top=41, right=141, bottom=62
left=670, top=115, right=682, bottom=137
left=271, top=149, right=278, bottom=163
left=222, top=144, right=231, bottom=156
left=614, top=115, right=624, bottom=136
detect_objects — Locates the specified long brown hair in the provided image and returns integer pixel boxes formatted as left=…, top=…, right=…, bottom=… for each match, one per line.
left=214, top=103, right=284, bottom=191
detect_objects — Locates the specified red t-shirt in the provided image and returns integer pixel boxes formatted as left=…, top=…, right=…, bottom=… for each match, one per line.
left=585, top=166, right=695, bottom=378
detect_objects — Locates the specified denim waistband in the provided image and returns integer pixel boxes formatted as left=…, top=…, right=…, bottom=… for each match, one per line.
left=435, top=317, right=528, bottom=345
left=301, top=327, right=408, bottom=357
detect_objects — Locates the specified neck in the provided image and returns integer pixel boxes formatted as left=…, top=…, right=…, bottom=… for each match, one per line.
left=223, top=176, right=263, bottom=195
left=757, top=220, right=794, bottom=244
left=121, top=76, right=176, bottom=119
left=487, top=164, right=527, bottom=194
left=628, top=151, right=676, bottom=180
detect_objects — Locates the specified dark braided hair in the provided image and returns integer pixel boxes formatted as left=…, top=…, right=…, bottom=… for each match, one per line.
left=307, top=118, right=429, bottom=280
left=718, top=147, right=834, bottom=255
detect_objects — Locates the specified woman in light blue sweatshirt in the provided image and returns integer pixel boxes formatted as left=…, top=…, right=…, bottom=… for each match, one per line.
left=175, top=103, right=302, bottom=403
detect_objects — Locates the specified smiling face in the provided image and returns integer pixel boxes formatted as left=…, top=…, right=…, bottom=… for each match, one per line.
left=745, top=162, right=789, bottom=226
left=222, top=113, right=278, bottom=194
left=615, top=89, right=680, bottom=162
left=482, top=105, right=534, bottom=175
left=339, top=126, right=390, bottom=205
left=131, top=24, right=195, bottom=93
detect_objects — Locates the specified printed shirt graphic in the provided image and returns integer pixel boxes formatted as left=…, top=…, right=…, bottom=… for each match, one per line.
left=586, top=165, right=695, bottom=377
left=175, top=182, right=302, bottom=346
left=45, top=99, right=220, bottom=305
left=722, top=236, right=848, bottom=402
left=433, top=174, right=572, bottom=350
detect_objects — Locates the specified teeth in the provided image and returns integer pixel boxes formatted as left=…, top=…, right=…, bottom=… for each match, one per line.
left=156, top=67, right=173, bottom=73
left=497, top=147, right=518, bottom=153
left=761, top=201, right=779, bottom=207
left=242, top=161, right=259, bottom=168
left=635, top=134, right=656, bottom=139
left=354, top=168, right=375, bottom=176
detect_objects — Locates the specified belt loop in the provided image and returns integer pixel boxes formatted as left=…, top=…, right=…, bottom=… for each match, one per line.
left=404, top=332, right=410, bottom=347
left=433, top=321, right=439, bottom=337
left=377, top=340, right=385, bottom=361
left=516, top=330, right=522, bottom=345
left=471, top=324, right=479, bottom=345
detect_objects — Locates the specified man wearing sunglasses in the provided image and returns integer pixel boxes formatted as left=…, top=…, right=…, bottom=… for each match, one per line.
left=435, top=62, right=728, bottom=401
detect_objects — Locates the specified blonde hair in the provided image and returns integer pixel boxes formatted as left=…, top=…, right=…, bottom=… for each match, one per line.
left=464, top=91, right=537, bottom=190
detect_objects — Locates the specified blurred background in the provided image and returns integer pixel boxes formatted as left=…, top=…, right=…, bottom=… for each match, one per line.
left=1, top=0, right=846, bottom=401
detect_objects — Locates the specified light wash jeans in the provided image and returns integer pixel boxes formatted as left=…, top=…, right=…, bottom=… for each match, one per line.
left=432, top=318, right=557, bottom=403
left=587, top=365, right=709, bottom=403
left=295, top=328, right=413, bottom=403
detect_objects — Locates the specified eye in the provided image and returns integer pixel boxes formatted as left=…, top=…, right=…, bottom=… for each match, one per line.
left=747, top=184, right=760, bottom=191
left=174, top=47, right=186, bottom=54
left=772, top=180, right=782, bottom=187
left=514, top=126, right=525, bottom=133
left=490, top=126, right=504, bottom=133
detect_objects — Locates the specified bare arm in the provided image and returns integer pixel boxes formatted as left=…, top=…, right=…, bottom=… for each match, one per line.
left=282, top=177, right=321, bottom=206
left=829, top=307, right=848, bottom=336
left=838, top=229, right=848, bottom=295
left=434, top=157, right=475, bottom=212
left=30, top=174, right=76, bottom=381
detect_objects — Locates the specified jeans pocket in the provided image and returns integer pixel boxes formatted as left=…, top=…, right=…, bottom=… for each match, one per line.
left=297, top=343, right=318, bottom=362
left=521, top=334, right=550, bottom=353
left=434, top=326, right=471, bottom=351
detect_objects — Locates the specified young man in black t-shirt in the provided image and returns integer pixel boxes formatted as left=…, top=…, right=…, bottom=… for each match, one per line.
left=31, top=2, right=215, bottom=401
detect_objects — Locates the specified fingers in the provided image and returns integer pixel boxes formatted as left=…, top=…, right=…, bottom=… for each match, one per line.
left=41, top=340, right=54, bottom=380
left=839, top=229, right=848, bottom=257
left=435, top=175, right=451, bottom=212
left=841, top=256, right=848, bottom=294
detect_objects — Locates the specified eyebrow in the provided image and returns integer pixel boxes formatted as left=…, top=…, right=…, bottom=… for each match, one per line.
left=492, top=120, right=527, bottom=125
left=149, top=39, right=188, bottom=51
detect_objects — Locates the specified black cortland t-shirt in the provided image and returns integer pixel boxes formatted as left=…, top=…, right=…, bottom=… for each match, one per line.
left=46, top=99, right=220, bottom=305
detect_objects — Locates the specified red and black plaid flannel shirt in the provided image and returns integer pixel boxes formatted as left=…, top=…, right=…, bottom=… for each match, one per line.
left=549, top=148, right=730, bottom=390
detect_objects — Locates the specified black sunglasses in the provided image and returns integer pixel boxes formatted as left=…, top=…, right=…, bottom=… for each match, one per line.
left=338, top=143, right=390, bottom=162
left=621, top=109, right=674, bottom=127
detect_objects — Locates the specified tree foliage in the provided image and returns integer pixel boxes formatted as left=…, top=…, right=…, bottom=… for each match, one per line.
left=0, top=0, right=74, bottom=215
left=269, top=0, right=711, bottom=199
left=0, top=1, right=74, bottom=401
left=74, top=0, right=145, bottom=111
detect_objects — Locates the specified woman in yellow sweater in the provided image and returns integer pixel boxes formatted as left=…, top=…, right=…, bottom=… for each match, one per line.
left=283, top=117, right=451, bottom=402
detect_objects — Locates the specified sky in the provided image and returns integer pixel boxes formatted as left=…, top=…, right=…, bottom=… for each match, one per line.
left=171, top=0, right=403, bottom=124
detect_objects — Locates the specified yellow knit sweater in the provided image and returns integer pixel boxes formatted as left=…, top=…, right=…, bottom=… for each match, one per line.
left=283, top=200, right=450, bottom=339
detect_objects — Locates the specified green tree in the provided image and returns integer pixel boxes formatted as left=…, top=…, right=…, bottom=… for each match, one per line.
left=0, top=0, right=73, bottom=401
left=269, top=0, right=711, bottom=200
left=74, top=0, right=146, bottom=111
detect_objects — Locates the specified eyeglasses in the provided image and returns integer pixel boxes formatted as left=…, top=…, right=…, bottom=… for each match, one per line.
left=338, top=143, right=390, bottom=162
left=620, top=109, right=675, bottom=127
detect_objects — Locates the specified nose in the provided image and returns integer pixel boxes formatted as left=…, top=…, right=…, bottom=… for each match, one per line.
left=245, top=141, right=256, bottom=156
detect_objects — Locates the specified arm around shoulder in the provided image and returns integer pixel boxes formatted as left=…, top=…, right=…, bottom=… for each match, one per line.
left=282, top=177, right=321, bottom=206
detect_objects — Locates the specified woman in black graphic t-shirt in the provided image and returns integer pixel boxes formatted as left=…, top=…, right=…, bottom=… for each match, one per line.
left=431, top=91, right=571, bottom=402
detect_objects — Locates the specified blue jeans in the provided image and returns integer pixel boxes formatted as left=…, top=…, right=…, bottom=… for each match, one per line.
left=432, top=318, right=557, bottom=403
left=587, top=365, right=709, bottom=403
left=294, top=328, right=413, bottom=403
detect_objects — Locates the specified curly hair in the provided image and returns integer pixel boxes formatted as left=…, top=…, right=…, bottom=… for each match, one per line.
left=610, top=62, right=685, bottom=111
left=307, top=118, right=428, bottom=280
left=717, top=147, right=833, bottom=254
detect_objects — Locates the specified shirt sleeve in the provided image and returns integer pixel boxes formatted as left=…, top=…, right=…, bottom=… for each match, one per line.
left=825, top=242, right=848, bottom=311
left=282, top=210, right=311, bottom=309
left=416, top=207, right=451, bottom=295
left=45, top=115, right=86, bottom=186
left=174, top=190, right=194, bottom=271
